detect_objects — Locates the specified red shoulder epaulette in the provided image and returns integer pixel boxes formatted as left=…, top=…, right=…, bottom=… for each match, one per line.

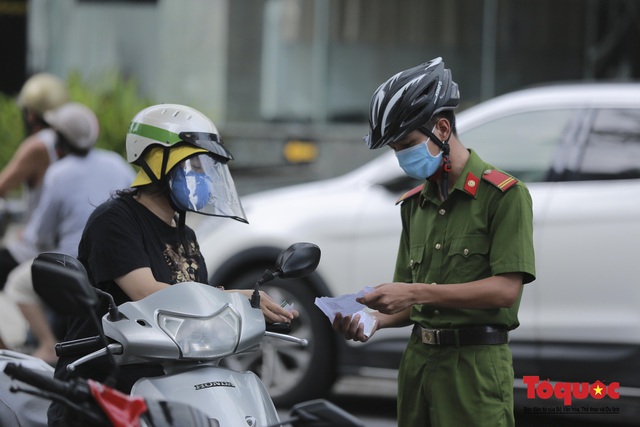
left=396, top=184, right=425, bottom=205
left=482, top=170, right=518, bottom=192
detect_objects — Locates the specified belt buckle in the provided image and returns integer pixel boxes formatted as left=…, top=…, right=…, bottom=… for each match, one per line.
left=421, top=328, right=441, bottom=345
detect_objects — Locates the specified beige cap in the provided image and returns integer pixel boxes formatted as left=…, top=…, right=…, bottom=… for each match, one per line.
left=16, top=73, right=69, bottom=115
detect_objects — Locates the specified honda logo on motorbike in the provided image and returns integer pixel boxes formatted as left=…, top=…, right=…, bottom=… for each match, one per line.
left=194, top=381, right=235, bottom=391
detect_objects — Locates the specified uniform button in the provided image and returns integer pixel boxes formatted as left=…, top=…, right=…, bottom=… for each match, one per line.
left=431, top=282, right=437, bottom=285
left=434, top=310, right=440, bottom=316
left=410, top=259, right=415, bottom=268
left=438, top=209, right=446, bottom=216
left=463, top=248, right=469, bottom=256
left=483, top=169, right=492, bottom=175
left=435, top=243, right=441, bottom=250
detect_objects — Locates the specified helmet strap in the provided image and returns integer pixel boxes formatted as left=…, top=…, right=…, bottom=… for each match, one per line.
left=419, top=126, right=452, bottom=200
left=166, top=196, right=194, bottom=256
left=138, top=147, right=172, bottom=184
left=177, top=211, right=194, bottom=256
left=159, top=147, right=171, bottom=180
left=139, top=147, right=193, bottom=255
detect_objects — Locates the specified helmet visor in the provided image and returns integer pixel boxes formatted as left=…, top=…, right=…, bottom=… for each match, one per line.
left=178, top=131, right=233, bottom=161
left=168, top=153, right=248, bottom=223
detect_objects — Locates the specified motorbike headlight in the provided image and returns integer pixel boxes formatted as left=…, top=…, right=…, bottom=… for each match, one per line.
left=158, top=305, right=241, bottom=359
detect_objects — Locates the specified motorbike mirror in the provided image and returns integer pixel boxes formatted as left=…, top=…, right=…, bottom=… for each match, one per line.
left=277, top=399, right=364, bottom=427
left=275, top=242, right=321, bottom=279
left=31, top=252, right=98, bottom=316
left=251, top=242, right=321, bottom=309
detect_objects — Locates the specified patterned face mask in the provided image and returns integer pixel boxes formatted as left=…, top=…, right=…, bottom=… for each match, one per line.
left=168, top=153, right=247, bottom=223
left=170, top=168, right=213, bottom=211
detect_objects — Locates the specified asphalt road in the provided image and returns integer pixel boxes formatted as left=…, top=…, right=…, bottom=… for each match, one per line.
left=277, top=376, right=396, bottom=427
left=278, top=376, right=618, bottom=427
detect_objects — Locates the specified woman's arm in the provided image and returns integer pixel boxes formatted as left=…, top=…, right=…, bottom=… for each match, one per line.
left=114, top=267, right=169, bottom=301
left=114, top=269, right=298, bottom=323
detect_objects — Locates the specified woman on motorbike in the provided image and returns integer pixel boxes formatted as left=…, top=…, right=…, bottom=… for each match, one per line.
left=48, top=104, right=298, bottom=426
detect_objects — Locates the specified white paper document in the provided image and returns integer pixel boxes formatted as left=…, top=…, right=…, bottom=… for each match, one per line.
left=314, top=286, right=377, bottom=337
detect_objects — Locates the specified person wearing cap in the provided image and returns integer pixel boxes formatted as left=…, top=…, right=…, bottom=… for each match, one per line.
left=332, top=58, right=536, bottom=427
left=0, top=73, right=68, bottom=292
left=47, top=104, right=296, bottom=425
left=3, top=102, right=135, bottom=364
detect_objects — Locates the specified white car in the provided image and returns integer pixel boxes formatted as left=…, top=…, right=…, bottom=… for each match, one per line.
left=196, top=83, right=640, bottom=421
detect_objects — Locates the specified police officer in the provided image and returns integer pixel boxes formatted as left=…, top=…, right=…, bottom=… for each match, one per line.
left=333, top=58, right=536, bottom=427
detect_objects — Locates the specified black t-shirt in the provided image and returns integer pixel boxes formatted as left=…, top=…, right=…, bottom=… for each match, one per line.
left=80, top=193, right=208, bottom=305
left=53, top=194, right=208, bottom=390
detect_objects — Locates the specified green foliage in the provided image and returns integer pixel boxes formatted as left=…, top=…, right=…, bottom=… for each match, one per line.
left=67, top=71, right=153, bottom=158
left=0, top=92, right=26, bottom=170
left=0, top=71, right=153, bottom=170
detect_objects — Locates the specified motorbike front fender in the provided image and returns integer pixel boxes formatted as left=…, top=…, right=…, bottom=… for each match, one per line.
left=131, top=365, right=279, bottom=426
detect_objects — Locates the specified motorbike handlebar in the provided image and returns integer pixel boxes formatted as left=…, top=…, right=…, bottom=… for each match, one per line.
left=266, top=322, right=292, bottom=333
left=3, top=362, right=90, bottom=401
left=55, top=335, right=104, bottom=357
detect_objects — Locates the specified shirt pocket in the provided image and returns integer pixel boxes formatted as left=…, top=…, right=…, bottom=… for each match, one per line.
left=448, top=235, right=491, bottom=281
left=409, top=244, right=425, bottom=283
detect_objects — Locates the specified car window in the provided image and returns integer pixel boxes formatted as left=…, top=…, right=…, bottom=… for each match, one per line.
left=460, top=109, right=577, bottom=182
left=576, top=109, right=640, bottom=180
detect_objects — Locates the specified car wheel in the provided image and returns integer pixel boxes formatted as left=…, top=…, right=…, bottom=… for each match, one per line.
left=220, top=269, right=337, bottom=407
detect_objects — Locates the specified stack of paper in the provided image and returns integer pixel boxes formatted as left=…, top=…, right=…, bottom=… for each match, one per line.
left=314, top=286, right=377, bottom=337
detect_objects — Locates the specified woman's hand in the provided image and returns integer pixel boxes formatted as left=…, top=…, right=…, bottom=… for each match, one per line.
left=230, top=289, right=299, bottom=323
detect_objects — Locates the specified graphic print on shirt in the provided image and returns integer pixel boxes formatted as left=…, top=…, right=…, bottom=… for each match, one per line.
left=163, top=241, right=201, bottom=283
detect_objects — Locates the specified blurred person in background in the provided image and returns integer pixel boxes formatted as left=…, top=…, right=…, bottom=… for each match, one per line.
left=0, top=73, right=68, bottom=291
left=333, top=58, right=536, bottom=427
left=3, top=102, right=135, bottom=364
left=0, top=73, right=68, bottom=351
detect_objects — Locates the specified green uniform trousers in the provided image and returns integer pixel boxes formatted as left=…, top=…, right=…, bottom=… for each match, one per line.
left=397, top=335, right=515, bottom=427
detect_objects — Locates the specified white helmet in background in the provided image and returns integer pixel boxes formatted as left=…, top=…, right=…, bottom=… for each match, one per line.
left=16, top=73, right=69, bottom=116
left=44, top=102, right=99, bottom=152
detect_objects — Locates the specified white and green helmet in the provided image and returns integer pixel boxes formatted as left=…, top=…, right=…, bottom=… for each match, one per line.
left=126, top=104, right=247, bottom=223
left=126, top=103, right=232, bottom=165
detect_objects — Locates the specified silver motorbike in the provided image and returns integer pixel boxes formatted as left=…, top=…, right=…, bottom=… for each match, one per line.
left=1, top=242, right=363, bottom=427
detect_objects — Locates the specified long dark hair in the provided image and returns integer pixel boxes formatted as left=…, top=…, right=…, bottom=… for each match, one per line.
left=115, top=180, right=170, bottom=199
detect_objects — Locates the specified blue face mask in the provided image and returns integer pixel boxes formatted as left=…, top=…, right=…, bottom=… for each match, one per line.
left=395, top=135, right=442, bottom=180
left=170, top=169, right=213, bottom=211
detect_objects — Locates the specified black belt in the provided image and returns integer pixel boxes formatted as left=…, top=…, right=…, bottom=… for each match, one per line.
left=412, top=324, right=509, bottom=346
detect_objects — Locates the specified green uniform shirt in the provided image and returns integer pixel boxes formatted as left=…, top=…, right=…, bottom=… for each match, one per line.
left=393, top=149, right=536, bottom=330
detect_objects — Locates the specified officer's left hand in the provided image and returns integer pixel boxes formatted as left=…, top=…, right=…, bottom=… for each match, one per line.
left=332, top=312, right=378, bottom=342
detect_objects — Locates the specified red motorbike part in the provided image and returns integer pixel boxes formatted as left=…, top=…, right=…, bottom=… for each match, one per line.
left=88, top=379, right=148, bottom=427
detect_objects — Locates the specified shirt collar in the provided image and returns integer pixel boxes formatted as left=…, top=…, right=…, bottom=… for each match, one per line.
left=421, top=149, right=486, bottom=204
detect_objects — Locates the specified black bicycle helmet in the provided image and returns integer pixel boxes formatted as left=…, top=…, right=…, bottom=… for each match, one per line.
left=364, top=57, right=460, bottom=150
